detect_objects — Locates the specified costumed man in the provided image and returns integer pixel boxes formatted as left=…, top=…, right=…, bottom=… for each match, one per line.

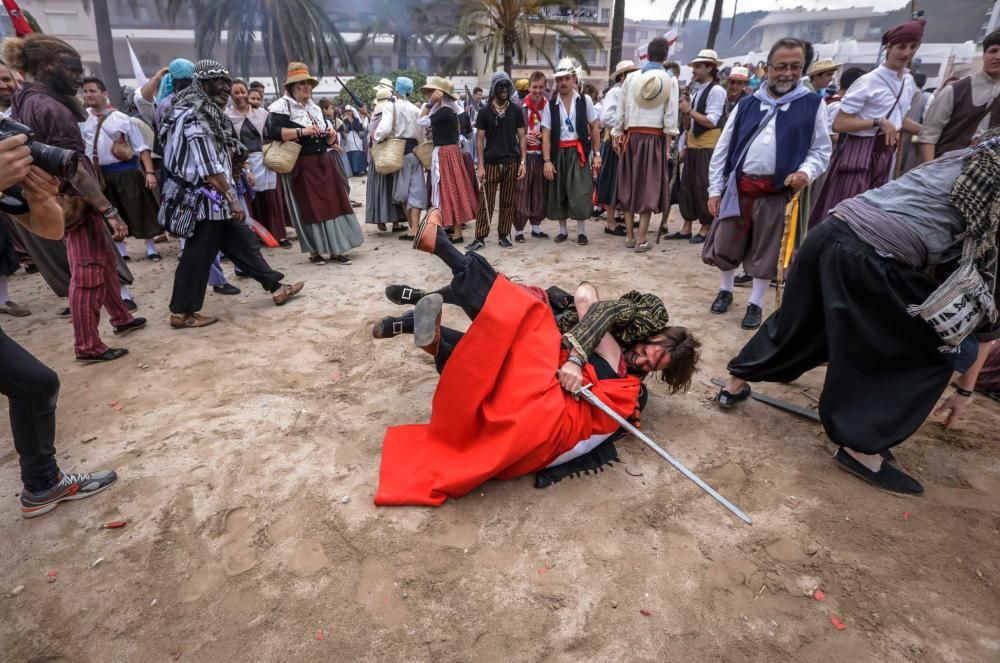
left=515, top=71, right=550, bottom=242
left=595, top=59, right=638, bottom=238
left=672, top=49, right=726, bottom=244
left=159, top=59, right=304, bottom=329
left=542, top=58, right=602, bottom=246
left=467, top=71, right=526, bottom=251
left=80, top=76, right=163, bottom=262
left=389, top=76, right=427, bottom=241
left=514, top=78, right=529, bottom=104
left=718, top=127, right=1000, bottom=496
left=805, top=59, right=840, bottom=96
left=809, top=18, right=925, bottom=227
left=917, top=29, right=1000, bottom=162
left=720, top=66, right=750, bottom=129
left=371, top=209, right=702, bottom=505
left=613, top=38, right=679, bottom=253
left=4, top=34, right=146, bottom=363
left=702, top=38, right=832, bottom=330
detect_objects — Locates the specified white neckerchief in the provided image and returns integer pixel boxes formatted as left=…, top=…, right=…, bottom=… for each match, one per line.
left=270, top=95, right=325, bottom=127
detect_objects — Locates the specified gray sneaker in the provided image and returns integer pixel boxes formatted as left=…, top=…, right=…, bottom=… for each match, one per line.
left=20, top=470, right=118, bottom=518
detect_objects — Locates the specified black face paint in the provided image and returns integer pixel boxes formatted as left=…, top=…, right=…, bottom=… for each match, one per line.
left=46, top=54, right=84, bottom=96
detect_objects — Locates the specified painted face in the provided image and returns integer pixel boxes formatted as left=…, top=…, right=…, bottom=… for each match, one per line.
left=886, top=41, right=920, bottom=69
left=766, top=46, right=805, bottom=95
left=983, top=44, right=1000, bottom=78
left=230, top=83, right=248, bottom=108
left=624, top=342, right=670, bottom=376
left=202, top=77, right=232, bottom=107
left=80, top=81, right=107, bottom=110
left=248, top=90, right=262, bottom=108
left=495, top=83, right=510, bottom=102
left=46, top=54, right=84, bottom=96
left=0, top=64, right=17, bottom=105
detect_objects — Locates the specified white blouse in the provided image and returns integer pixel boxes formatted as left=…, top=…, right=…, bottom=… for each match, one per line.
left=837, top=65, right=916, bottom=136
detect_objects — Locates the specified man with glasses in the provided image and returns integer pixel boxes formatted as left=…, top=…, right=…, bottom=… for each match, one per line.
left=541, top=58, right=602, bottom=245
left=701, top=38, right=831, bottom=330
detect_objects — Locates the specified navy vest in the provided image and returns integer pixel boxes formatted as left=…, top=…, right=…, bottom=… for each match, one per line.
left=723, top=92, right=822, bottom=189
left=549, top=93, right=592, bottom=158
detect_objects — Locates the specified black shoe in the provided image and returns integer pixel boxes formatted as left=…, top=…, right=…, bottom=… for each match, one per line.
left=577, top=234, right=588, bottom=246
left=113, top=317, right=147, bottom=336
left=123, top=298, right=138, bottom=312
left=554, top=233, right=568, bottom=243
left=710, top=290, right=733, bottom=314
left=834, top=448, right=924, bottom=495
left=330, top=255, right=352, bottom=264
left=121, top=254, right=131, bottom=262
left=881, top=449, right=898, bottom=465
left=234, top=268, right=248, bottom=278
left=20, top=470, right=118, bottom=518
left=514, top=234, right=526, bottom=243
left=351, top=200, right=362, bottom=208
left=25, top=264, right=38, bottom=274
left=689, top=234, right=706, bottom=244
left=664, top=232, right=692, bottom=240
left=146, top=252, right=162, bottom=262
left=385, top=284, right=425, bottom=305
left=213, top=283, right=241, bottom=295
left=372, top=312, right=414, bottom=339
left=734, top=272, right=753, bottom=287
left=76, top=347, right=129, bottom=363
left=591, top=207, right=605, bottom=218
left=449, top=236, right=464, bottom=244
left=465, top=239, right=486, bottom=252
left=58, top=307, right=71, bottom=318
left=604, top=226, right=627, bottom=236
left=741, top=303, right=763, bottom=330
left=309, top=255, right=327, bottom=265
left=531, top=231, right=550, bottom=239
left=498, top=235, right=513, bottom=248
left=279, top=239, right=293, bottom=248
left=717, top=383, right=751, bottom=409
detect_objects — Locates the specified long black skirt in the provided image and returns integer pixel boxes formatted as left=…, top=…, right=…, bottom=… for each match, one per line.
left=728, top=219, right=954, bottom=454
left=594, top=139, right=618, bottom=207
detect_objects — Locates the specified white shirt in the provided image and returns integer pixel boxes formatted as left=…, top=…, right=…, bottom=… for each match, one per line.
left=612, top=69, right=680, bottom=136
left=837, top=65, right=915, bottom=136
left=79, top=107, right=150, bottom=166
left=599, top=86, right=621, bottom=127
left=374, top=98, right=422, bottom=142
left=540, top=91, right=597, bottom=141
left=825, top=100, right=840, bottom=134
left=707, top=94, right=832, bottom=197
left=0, top=106, right=10, bottom=120
left=689, top=80, right=727, bottom=127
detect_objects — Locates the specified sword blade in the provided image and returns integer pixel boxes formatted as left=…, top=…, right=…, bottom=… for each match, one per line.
left=576, top=386, right=753, bottom=525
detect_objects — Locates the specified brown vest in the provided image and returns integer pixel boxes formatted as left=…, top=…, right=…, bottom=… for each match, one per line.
left=935, top=76, right=1000, bottom=156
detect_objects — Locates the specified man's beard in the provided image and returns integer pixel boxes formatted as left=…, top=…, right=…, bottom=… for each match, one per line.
left=770, top=79, right=797, bottom=96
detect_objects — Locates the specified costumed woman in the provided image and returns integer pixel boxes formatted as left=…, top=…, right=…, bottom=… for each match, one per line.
left=366, top=78, right=407, bottom=233
left=341, top=105, right=367, bottom=176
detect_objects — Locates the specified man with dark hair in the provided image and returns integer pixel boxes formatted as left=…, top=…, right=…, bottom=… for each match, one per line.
left=371, top=209, right=701, bottom=506
left=673, top=48, right=726, bottom=243
left=467, top=71, right=526, bottom=251
left=80, top=76, right=163, bottom=261
left=917, top=29, right=1000, bottom=161
left=3, top=34, right=146, bottom=362
left=702, top=38, right=831, bottom=330
left=159, top=59, right=303, bottom=329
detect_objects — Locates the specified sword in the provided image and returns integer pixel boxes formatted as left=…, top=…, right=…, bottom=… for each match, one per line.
left=575, top=385, right=753, bottom=525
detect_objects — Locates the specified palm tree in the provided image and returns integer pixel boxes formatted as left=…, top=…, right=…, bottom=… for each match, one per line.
left=670, top=0, right=725, bottom=50
left=162, top=0, right=358, bottom=82
left=449, top=0, right=603, bottom=76
left=347, top=0, right=455, bottom=71
left=608, top=0, right=625, bottom=83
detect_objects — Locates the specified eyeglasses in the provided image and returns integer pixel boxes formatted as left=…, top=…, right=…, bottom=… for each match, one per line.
left=769, top=63, right=804, bottom=73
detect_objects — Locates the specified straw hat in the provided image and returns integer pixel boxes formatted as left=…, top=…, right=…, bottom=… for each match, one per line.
left=634, top=68, right=672, bottom=109
left=374, top=77, right=394, bottom=92
left=808, top=59, right=841, bottom=77
left=420, top=75, right=458, bottom=100
left=612, top=59, right=639, bottom=80
left=553, top=57, right=578, bottom=79
left=728, top=66, right=750, bottom=81
left=374, top=86, right=393, bottom=101
left=688, top=49, right=722, bottom=66
left=283, top=62, right=319, bottom=87
left=515, top=78, right=529, bottom=93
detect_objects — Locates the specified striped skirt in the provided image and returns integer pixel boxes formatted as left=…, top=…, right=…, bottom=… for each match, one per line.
left=433, top=144, right=480, bottom=229
left=515, top=153, right=545, bottom=230
left=808, top=133, right=895, bottom=229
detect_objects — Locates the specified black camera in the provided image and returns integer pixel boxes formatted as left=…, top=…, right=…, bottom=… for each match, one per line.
left=0, top=118, right=79, bottom=215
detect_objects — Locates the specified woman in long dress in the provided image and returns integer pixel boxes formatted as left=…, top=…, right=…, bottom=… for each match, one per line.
left=266, top=63, right=363, bottom=265
left=342, top=106, right=367, bottom=176
left=366, top=82, right=406, bottom=233
left=228, top=81, right=293, bottom=247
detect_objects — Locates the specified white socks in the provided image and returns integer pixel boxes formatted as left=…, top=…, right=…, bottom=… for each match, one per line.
left=115, top=241, right=128, bottom=258
left=119, top=285, right=131, bottom=301
left=531, top=223, right=542, bottom=233
left=0, top=275, right=9, bottom=302
left=558, top=221, right=568, bottom=236
left=749, top=278, right=769, bottom=307
left=577, top=220, right=586, bottom=236
left=145, top=239, right=157, bottom=255
left=720, top=269, right=736, bottom=292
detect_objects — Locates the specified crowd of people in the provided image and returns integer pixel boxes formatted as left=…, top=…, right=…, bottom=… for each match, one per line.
left=0, top=19, right=998, bottom=515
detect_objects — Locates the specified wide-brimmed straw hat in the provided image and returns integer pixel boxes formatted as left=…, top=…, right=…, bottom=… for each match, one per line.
left=634, top=69, right=672, bottom=109
left=553, top=57, right=578, bottom=79
left=374, top=77, right=394, bottom=92
left=808, top=59, right=841, bottom=77
left=283, top=62, right=318, bottom=87
left=688, top=49, right=722, bottom=66
left=420, top=75, right=458, bottom=100
left=612, top=59, right=639, bottom=80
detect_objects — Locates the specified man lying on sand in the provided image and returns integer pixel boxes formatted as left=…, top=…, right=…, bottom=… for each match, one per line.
left=371, top=208, right=701, bottom=506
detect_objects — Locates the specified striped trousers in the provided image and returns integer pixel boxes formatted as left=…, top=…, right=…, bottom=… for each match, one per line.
left=474, top=160, right=519, bottom=240
left=65, top=214, right=133, bottom=357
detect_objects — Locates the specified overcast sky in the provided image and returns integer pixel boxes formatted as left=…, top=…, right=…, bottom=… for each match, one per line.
left=625, top=0, right=909, bottom=20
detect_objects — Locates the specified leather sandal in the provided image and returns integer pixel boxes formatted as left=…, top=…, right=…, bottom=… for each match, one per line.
left=170, top=313, right=218, bottom=329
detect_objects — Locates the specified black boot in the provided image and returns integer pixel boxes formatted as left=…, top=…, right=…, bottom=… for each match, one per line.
left=372, top=310, right=414, bottom=339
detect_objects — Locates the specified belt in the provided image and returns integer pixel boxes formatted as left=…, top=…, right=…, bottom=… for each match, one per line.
left=626, top=127, right=664, bottom=136
left=100, top=157, right=139, bottom=174
left=559, top=139, right=586, bottom=167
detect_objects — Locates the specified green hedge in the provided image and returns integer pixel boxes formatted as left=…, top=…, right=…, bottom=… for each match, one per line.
left=333, top=69, right=429, bottom=107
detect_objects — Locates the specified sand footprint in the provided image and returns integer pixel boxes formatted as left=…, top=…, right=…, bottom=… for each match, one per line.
left=221, top=507, right=259, bottom=576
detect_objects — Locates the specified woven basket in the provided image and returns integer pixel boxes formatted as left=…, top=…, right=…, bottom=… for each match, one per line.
left=371, top=137, right=406, bottom=174
left=413, top=142, right=434, bottom=170
left=263, top=141, right=301, bottom=174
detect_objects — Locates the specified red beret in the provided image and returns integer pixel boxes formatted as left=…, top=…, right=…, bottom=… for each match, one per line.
left=882, top=18, right=926, bottom=46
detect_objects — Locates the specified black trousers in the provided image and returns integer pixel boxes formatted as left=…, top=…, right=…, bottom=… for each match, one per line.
left=170, top=218, right=284, bottom=315
left=728, top=219, right=953, bottom=454
left=0, top=327, right=60, bottom=493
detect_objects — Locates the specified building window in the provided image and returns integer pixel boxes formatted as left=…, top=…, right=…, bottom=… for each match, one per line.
left=843, top=19, right=855, bottom=38
left=44, top=10, right=83, bottom=35
left=638, top=30, right=648, bottom=41
left=601, top=8, right=610, bottom=22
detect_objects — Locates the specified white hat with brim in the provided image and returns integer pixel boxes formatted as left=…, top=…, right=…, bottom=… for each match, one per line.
left=634, top=69, right=672, bottom=109
left=374, top=77, right=394, bottom=91
left=553, top=57, right=578, bottom=79
left=612, top=59, right=639, bottom=80
left=728, top=66, right=750, bottom=81
left=374, top=87, right=393, bottom=101
left=420, top=76, right=458, bottom=100
left=688, top=49, right=722, bottom=66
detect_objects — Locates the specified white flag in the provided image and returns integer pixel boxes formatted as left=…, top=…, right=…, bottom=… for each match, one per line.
left=126, top=37, right=147, bottom=86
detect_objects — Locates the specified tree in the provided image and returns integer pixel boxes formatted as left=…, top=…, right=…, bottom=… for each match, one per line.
left=608, top=0, right=625, bottom=83
left=346, top=0, right=455, bottom=71
left=82, top=0, right=125, bottom=113
left=449, top=0, right=604, bottom=76
left=670, top=0, right=726, bottom=50
left=335, top=69, right=430, bottom=108
left=162, top=0, right=358, bottom=82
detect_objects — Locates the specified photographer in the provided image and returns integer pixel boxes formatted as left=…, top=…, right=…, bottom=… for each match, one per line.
left=0, top=137, right=119, bottom=517
left=3, top=34, right=145, bottom=363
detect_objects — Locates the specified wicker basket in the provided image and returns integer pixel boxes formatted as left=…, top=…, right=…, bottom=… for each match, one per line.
left=263, top=141, right=301, bottom=174
left=371, top=137, right=405, bottom=174
left=413, top=142, right=434, bottom=170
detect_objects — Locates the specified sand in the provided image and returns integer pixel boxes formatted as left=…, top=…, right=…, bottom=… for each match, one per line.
left=1, top=178, right=999, bottom=662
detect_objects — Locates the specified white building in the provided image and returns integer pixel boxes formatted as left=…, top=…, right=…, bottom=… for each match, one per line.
left=733, top=6, right=890, bottom=53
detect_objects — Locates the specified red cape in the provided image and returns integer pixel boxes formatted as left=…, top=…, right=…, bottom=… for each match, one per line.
left=375, top=276, right=640, bottom=506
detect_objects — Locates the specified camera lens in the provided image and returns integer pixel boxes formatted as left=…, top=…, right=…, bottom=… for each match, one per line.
left=30, top=142, right=79, bottom=179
